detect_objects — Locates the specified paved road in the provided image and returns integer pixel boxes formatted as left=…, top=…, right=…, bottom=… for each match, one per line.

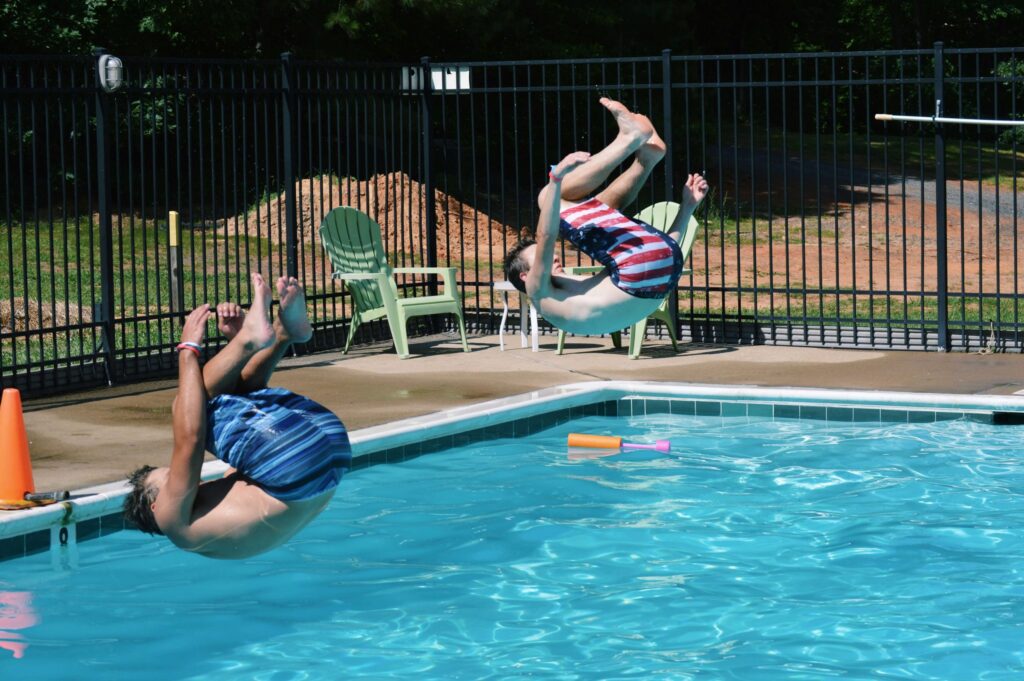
left=713, top=145, right=1022, bottom=221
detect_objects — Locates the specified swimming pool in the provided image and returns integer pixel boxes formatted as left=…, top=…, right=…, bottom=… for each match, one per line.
left=2, top=383, right=1024, bottom=678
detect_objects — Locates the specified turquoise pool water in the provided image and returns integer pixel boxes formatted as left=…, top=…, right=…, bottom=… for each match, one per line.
left=3, top=410, right=1024, bottom=679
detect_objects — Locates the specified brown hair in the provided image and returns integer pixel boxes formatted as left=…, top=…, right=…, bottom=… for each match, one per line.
left=123, top=465, right=163, bottom=535
left=503, top=239, right=536, bottom=293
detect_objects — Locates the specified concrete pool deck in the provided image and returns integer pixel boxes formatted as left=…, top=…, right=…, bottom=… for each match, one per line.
left=15, top=332, right=1024, bottom=494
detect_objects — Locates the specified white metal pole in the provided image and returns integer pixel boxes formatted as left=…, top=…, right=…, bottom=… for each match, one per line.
left=875, top=113, right=1024, bottom=126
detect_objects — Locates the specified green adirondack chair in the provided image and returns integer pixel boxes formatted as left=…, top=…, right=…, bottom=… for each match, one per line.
left=319, top=206, right=469, bottom=359
left=556, top=201, right=697, bottom=358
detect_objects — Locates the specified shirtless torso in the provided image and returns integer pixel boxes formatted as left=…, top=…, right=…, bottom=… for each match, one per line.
left=153, top=467, right=334, bottom=559
left=536, top=267, right=662, bottom=335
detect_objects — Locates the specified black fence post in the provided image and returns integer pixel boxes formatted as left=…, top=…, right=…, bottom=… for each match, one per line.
left=420, top=56, right=439, bottom=297
left=92, top=48, right=117, bottom=384
left=661, top=49, right=675, bottom=199
left=933, top=41, right=949, bottom=352
left=662, top=48, right=680, bottom=342
left=281, top=52, right=298, bottom=279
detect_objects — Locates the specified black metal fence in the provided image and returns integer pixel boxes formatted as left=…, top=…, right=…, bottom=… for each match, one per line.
left=2, top=44, right=1023, bottom=396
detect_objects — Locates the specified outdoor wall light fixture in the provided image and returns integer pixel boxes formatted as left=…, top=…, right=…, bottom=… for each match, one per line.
left=98, top=54, right=124, bottom=93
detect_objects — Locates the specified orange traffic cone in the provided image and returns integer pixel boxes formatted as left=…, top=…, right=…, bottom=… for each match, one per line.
left=0, top=388, right=37, bottom=510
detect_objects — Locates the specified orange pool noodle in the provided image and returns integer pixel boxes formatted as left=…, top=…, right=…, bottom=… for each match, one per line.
left=567, top=433, right=622, bottom=449
left=0, top=388, right=36, bottom=505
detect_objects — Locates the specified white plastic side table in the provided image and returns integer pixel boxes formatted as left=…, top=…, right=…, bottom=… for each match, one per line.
left=492, top=280, right=539, bottom=352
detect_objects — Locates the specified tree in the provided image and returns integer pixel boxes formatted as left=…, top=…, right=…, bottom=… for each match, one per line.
left=0, top=0, right=105, bottom=53
left=0, top=0, right=1021, bottom=60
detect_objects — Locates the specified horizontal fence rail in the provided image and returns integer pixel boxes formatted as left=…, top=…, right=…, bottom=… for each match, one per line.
left=2, top=44, right=1023, bottom=396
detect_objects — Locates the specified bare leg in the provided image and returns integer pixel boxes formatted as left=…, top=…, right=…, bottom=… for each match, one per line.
left=200, top=273, right=275, bottom=398
left=232, top=276, right=312, bottom=394
left=538, top=98, right=653, bottom=208
left=596, top=126, right=666, bottom=210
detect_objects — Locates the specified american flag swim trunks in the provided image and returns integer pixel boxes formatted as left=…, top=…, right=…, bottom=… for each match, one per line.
left=559, top=198, right=683, bottom=299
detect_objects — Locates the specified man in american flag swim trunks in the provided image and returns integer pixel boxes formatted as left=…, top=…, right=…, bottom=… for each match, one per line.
left=504, top=97, right=708, bottom=336
left=123, top=273, right=351, bottom=559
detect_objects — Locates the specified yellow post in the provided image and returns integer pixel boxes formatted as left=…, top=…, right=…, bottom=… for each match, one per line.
left=168, top=210, right=179, bottom=247
left=169, top=211, right=183, bottom=314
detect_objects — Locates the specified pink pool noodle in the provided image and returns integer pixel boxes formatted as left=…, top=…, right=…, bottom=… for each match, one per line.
left=621, top=440, right=671, bottom=453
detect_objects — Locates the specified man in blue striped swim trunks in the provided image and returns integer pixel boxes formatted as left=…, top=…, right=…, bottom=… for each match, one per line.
left=504, top=97, right=709, bottom=336
left=123, top=273, right=351, bottom=559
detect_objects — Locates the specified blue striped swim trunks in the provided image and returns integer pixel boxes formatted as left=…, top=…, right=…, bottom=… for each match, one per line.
left=205, top=387, right=351, bottom=501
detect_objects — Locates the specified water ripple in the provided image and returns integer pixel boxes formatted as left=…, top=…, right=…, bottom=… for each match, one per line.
left=5, top=413, right=1024, bottom=679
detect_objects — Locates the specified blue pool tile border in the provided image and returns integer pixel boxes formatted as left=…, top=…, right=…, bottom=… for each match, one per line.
left=0, top=511, right=129, bottom=561
left=353, top=399, right=620, bottom=469
left=3, top=382, right=1022, bottom=564
left=267, top=394, right=1003, bottom=474
left=616, top=396, right=996, bottom=425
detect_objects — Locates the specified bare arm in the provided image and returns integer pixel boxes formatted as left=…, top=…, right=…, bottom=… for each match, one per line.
left=153, top=304, right=212, bottom=538
left=525, top=152, right=591, bottom=299
left=669, top=172, right=709, bottom=239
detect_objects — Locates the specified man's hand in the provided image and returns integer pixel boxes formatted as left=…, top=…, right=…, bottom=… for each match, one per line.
left=180, top=304, right=212, bottom=346
left=550, top=151, right=592, bottom=181
left=682, top=172, right=709, bottom=210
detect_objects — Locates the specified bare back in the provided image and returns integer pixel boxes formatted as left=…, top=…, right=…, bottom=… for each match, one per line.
left=165, top=475, right=333, bottom=559
left=536, top=271, right=663, bottom=335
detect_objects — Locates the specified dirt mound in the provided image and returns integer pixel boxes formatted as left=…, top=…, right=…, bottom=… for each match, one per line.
left=243, top=172, right=528, bottom=269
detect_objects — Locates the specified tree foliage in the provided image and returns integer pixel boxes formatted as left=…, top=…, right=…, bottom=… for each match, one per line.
left=1, top=0, right=1021, bottom=59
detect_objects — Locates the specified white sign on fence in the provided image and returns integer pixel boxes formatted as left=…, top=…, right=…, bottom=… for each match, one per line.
left=400, top=66, right=471, bottom=93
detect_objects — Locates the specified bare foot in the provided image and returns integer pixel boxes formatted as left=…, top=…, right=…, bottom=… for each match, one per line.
left=600, top=97, right=654, bottom=145
left=275, top=276, right=313, bottom=343
left=216, top=302, right=244, bottom=340
left=638, top=127, right=666, bottom=166
left=237, top=273, right=276, bottom=351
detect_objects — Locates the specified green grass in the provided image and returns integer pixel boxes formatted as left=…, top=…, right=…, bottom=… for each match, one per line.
left=678, top=288, right=1022, bottom=327
left=2, top=217, right=294, bottom=302
left=699, top=215, right=843, bottom=248
left=0, top=218, right=302, bottom=371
